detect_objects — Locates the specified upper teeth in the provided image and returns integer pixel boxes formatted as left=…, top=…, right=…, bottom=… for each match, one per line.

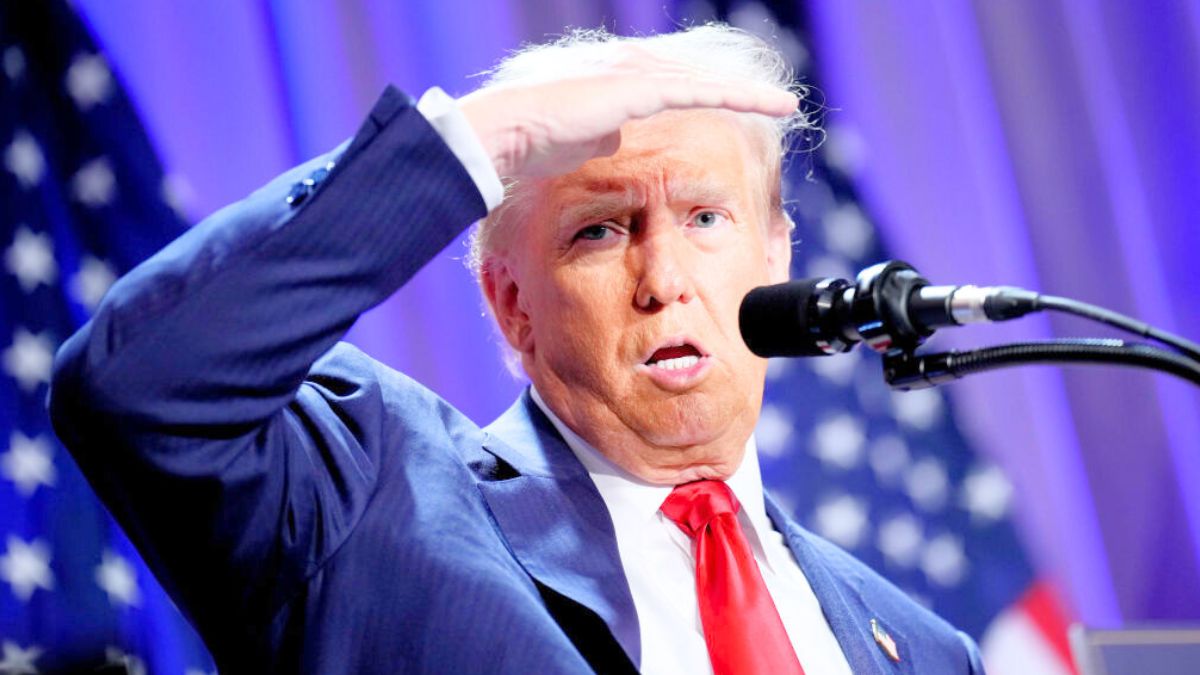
left=652, top=355, right=699, bottom=370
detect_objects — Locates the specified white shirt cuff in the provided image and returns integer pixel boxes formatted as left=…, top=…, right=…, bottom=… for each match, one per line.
left=416, top=86, right=504, bottom=212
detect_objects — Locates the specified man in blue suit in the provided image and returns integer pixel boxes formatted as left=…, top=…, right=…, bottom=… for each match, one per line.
left=49, top=25, right=984, bottom=674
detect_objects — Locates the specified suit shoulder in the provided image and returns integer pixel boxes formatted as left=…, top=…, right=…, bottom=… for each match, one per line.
left=809, top=529, right=960, bottom=630
left=792, top=525, right=984, bottom=671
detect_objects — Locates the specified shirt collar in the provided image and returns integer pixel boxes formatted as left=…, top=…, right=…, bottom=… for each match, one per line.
left=528, top=386, right=774, bottom=537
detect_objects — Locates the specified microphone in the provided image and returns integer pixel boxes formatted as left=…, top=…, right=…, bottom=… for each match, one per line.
left=739, top=261, right=1039, bottom=358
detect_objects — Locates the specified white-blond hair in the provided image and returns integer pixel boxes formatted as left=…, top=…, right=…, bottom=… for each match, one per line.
left=465, top=23, right=815, bottom=276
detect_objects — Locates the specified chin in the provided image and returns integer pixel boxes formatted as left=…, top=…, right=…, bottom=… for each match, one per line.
left=636, top=396, right=718, bottom=441
left=597, top=388, right=758, bottom=484
left=634, top=389, right=750, bottom=448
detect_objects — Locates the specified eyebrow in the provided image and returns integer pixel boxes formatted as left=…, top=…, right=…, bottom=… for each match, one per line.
left=557, top=193, right=638, bottom=226
left=666, top=174, right=740, bottom=207
left=554, top=175, right=741, bottom=226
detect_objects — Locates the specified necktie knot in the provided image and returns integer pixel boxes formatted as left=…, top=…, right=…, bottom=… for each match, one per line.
left=661, top=480, right=741, bottom=538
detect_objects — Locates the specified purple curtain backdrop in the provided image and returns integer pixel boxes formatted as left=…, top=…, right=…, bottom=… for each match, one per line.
left=805, top=1, right=1200, bottom=624
left=73, top=0, right=1200, bottom=628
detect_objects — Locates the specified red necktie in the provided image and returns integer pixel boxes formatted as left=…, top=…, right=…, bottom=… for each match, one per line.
left=661, top=480, right=806, bottom=675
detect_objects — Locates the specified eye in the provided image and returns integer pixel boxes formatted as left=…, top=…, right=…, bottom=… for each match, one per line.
left=692, top=211, right=728, bottom=229
left=575, top=224, right=614, bottom=241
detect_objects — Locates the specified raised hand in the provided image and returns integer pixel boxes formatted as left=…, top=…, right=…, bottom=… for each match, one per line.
left=458, top=48, right=799, bottom=179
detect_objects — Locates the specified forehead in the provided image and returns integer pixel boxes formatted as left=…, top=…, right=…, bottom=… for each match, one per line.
left=541, top=110, right=768, bottom=211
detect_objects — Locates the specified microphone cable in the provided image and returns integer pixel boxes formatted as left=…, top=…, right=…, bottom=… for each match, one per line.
left=1030, top=294, right=1200, bottom=362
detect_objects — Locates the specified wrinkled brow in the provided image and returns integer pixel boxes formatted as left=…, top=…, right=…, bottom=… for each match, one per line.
left=554, top=180, right=641, bottom=224
left=554, top=174, right=742, bottom=225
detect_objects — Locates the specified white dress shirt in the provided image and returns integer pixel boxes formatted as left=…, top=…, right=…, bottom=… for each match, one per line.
left=531, top=388, right=853, bottom=675
left=415, top=87, right=505, bottom=211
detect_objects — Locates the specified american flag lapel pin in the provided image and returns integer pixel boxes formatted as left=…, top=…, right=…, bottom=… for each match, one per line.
left=871, top=619, right=901, bottom=663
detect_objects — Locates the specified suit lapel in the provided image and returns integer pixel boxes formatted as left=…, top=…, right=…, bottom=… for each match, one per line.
left=477, top=393, right=916, bottom=673
left=479, top=390, right=641, bottom=668
left=765, top=495, right=913, bottom=675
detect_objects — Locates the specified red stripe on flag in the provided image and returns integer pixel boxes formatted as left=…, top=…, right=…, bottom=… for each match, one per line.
left=1017, top=581, right=1078, bottom=674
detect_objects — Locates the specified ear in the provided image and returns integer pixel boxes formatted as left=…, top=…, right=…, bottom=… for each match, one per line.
left=481, top=258, right=535, bottom=354
left=765, top=212, right=793, bottom=284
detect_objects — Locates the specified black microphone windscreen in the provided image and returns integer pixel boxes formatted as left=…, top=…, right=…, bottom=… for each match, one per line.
left=739, top=279, right=833, bottom=358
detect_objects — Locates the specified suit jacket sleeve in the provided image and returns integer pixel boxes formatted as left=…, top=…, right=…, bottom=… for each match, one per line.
left=47, top=86, right=488, bottom=646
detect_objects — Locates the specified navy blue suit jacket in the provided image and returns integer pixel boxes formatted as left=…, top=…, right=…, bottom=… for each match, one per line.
left=49, top=87, right=984, bottom=674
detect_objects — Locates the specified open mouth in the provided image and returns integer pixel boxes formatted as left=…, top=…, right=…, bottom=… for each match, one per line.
left=644, top=343, right=704, bottom=371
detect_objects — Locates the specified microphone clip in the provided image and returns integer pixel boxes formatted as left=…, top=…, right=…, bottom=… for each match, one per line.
left=847, top=261, right=933, bottom=354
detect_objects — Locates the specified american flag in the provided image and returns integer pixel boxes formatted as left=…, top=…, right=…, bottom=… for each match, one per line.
left=712, top=2, right=1077, bottom=673
left=1, top=0, right=1075, bottom=672
left=0, top=2, right=214, bottom=673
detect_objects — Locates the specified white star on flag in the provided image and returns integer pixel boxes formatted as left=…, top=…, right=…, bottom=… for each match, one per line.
left=70, top=256, right=118, bottom=311
left=4, top=226, right=57, bottom=293
left=804, top=253, right=854, bottom=285
left=65, top=53, right=113, bottom=110
left=764, top=357, right=791, bottom=382
left=0, top=536, right=54, bottom=602
left=877, top=513, right=924, bottom=568
left=904, top=456, right=950, bottom=512
left=921, top=533, right=968, bottom=588
left=2, top=328, right=55, bottom=393
left=754, top=403, right=794, bottom=458
left=962, top=464, right=1014, bottom=523
left=808, top=347, right=860, bottom=386
left=95, top=550, right=141, bottom=607
left=821, top=123, right=869, bottom=178
left=0, top=640, right=42, bottom=675
left=867, top=434, right=911, bottom=486
left=813, top=493, right=870, bottom=549
left=822, top=202, right=874, bottom=259
left=890, top=388, right=944, bottom=431
left=4, top=130, right=44, bottom=189
left=810, top=412, right=866, bottom=470
left=1, top=432, right=56, bottom=497
left=72, top=157, right=117, bottom=207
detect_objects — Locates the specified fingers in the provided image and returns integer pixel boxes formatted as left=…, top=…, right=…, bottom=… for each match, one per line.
left=609, top=47, right=799, bottom=118
left=641, top=75, right=799, bottom=120
left=458, top=58, right=802, bottom=179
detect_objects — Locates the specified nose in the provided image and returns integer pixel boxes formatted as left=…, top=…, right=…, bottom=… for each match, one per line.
left=633, top=224, right=696, bottom=310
